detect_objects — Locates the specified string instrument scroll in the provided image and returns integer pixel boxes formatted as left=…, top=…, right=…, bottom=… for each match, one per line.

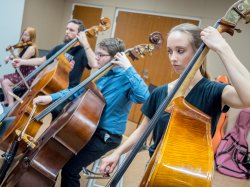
left=106, top=1, right=250, bottom=187
left=1, top=32, right=163, bottom=187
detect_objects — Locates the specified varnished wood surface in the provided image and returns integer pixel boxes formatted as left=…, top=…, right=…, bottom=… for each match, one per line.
left=140, top=97, right=213, bottom=187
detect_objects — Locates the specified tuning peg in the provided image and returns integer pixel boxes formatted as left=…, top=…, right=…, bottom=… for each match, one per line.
left=140, top=54, right=145, bottom=58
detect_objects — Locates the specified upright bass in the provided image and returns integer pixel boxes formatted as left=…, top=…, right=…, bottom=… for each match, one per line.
left=1, top=32, right=163, bottom=187
left=106, top=1, right=250, bottom=187
left=0, top=17, right=111, bottom=153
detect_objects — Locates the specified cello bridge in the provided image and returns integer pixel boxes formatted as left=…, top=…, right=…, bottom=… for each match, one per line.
left=15, top=129, right=37, bottom=149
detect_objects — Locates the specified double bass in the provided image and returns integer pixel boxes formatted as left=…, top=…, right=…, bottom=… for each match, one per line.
left=1, top=33, right=163, bottom=187
left=0, top=17, right=111, bottom=153
left=106, top=1, right=250, bottom=187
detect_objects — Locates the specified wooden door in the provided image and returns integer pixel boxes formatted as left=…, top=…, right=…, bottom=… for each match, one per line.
left=72, top=5, right=102, bottom=80
left=114, top=11, right=199, bottom=124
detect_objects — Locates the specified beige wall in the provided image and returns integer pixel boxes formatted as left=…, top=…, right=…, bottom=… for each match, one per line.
left=22, top=0, right=66, bottom=50
left=22, top=0, right=250, bottom=141
left=0, top=0, right=25, bottom=76
left=22, top=0, right=250, bottom=72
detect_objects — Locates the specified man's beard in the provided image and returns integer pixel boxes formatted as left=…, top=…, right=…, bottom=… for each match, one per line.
left=63, top=35, right=73, bottom=43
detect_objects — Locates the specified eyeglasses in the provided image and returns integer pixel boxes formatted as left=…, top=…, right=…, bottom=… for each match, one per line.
left=95, top=53, right=111, bottom=58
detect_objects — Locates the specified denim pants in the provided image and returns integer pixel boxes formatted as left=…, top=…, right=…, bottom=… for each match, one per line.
left=60, top=129, right=122, bottom=187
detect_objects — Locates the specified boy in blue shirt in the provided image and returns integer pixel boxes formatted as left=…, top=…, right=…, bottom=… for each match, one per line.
left=33, top=37, right=150, bottom=187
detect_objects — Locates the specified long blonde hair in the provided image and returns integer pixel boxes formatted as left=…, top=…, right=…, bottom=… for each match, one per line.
left=20, top=26, right=38, bottom=57
left=169, top=23, right=210, bottom=79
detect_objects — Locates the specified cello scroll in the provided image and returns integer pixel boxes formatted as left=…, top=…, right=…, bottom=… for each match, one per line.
left=128, top=31, right=163, bottom=61
left=86, top=17, right=111, bottom=37
left=218, top=0, right=250, bottom=35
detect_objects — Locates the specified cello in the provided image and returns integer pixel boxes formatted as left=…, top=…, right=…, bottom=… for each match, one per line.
left=1, top=33, right=162, bottom=187
left=0, top=17, right=111, bottom=153
left=106, top=1, right=250, bottom=187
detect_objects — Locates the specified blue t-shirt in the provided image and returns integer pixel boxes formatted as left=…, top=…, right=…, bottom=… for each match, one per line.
left=141, top=77, right=226, bottom=156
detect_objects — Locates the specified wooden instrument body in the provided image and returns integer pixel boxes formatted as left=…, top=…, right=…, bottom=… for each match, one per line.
left=0, top=56, right=71, bottom=151
left=2, top=88, right=105, bottom=187
left=140, top=97, right=213, bottom=187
